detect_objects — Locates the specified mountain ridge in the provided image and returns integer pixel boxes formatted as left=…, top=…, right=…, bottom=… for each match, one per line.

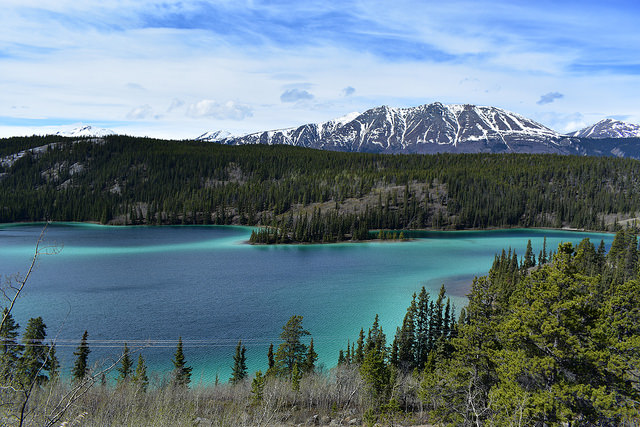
left=198, top=102, right=572, bottom=154
left=193, top=102, right=640, bottom=158
left=568, top=118, right=640, bottom=139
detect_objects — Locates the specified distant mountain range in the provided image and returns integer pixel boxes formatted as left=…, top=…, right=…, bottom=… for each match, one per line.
left=43, top=104, right=640, bottom=159
left=196, top=102, right=640, bottom=158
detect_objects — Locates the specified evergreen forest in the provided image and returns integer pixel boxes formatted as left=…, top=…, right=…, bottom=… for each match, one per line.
left=2, top=135, right=640, bottom=242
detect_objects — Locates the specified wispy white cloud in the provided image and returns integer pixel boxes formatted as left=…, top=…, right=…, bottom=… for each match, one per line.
left=1, top=0, right=639, bottom=138
left=167, top=98, right=184, bottom=112
left=186, top=100, right=253, bottom=120
left=126, top=104, right=153, bottom=120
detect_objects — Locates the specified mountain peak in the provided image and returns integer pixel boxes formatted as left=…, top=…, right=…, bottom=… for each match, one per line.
left=200, top=102, right=566, bottom=154
left=569, top=119, right=640, bottom=139
left=55, top=125, right=115, bottom=138
left=195, top=130, right=234, bottom=142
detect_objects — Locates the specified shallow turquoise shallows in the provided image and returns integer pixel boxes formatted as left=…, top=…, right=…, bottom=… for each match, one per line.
left=0, top=224, right=613, bottom=384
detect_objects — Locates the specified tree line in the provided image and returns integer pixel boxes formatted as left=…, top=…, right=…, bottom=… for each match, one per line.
left=3, top=135, right=640, bottom=242
left=327, top=231, right=639, bottom=425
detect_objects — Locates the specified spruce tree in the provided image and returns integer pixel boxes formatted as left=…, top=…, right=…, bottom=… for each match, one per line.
left=0, top=308, right=22, bottom=382
left=414, top=287, right=431, bottom=368
left=18, top=317, right=48, bottom=384
left=360, top=315, right=389, bottom=400
left=72, top=330, right=90, bottom=382
left=523, top=239, right=535, bottom=269
left=354, top=328, right=365, bottom=364
left=47, top=342, right=60, bottom=381
left=117, top=343, right=133, bottom=383
left=364, top=314, right=385, bottom=356
left=133, top=354, right=149, bottom=392
left=396, top=294, right=417, bottom=372
left=267, top=343, right=275, bottom=374
left=251, top=370, right=265, bottom=403
left=230, top=340, right=247, bottom=384
left=443, top=298, right=452, bottom=339
left=303, top=338, right=318, bottom=373
left=291, top=363, right=301, bottom=391
left=172, top=337, right=192, bottom=387
left=274, top=315, right=309, bottom=377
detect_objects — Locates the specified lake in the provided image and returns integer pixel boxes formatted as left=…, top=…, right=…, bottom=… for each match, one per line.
left=0, top=223, right=613, bottom=384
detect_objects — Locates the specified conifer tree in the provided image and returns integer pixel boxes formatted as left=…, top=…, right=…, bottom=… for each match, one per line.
left=364, top=314, right=385, bottom=355
left=172, top=337, right=192, bottom=387
left=540, top=236, right=548, bottom=264
left=133, top=353, right=149, bottom=392
left=72, top=330, right=90, bottom=382
left=360, top=315, right=390, bottom=400
left=523, top=239, right=535, bottom=269
left=303, top=338, right=318, bottom=373
left=0, top=308, right=22, bottom=382
left=117, top=343, right=133, bottom=383
left=291, top=363, right=301, bottom=392
left=18, top=317, right=48, bottom=384
left=396, top=294, right=417, bottom=371
left=390, top=336, right=399, bottom=367
left=354, top=328, right=365, bottom=364
left=251, top=370, right=265, bottom=403
left=443, top=298, right=451, bottom=338
left=267, top=343, right=275, bottom=373
left=414, top=287, right=431, bottom=368
left=274, top=315, right=309, bottom=377
left=47, top=342, right=60, bottom=382
left=230, top=340, right=247, bottom=384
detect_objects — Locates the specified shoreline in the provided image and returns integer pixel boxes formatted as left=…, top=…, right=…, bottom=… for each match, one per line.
left=0, top=221, right=617, bottom=246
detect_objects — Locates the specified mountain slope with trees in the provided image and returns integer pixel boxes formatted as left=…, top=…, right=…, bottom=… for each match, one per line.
left=2, top=135, right=640, bottom=242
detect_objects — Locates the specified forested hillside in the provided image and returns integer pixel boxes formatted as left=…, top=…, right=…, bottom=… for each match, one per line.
left=2, top=135, right=640, bottom=242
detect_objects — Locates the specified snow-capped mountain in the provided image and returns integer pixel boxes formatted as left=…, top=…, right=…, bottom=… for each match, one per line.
left=195, top=130, right=234, bottom=142
left=55, top=125, right=115, bottom=138
left=568, top=119, right=640, bottom=139
left=204, top=103, right=576, bottom=154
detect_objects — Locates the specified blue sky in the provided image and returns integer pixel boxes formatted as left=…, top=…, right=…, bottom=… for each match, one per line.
left=1, top=0, right=639, bottom=138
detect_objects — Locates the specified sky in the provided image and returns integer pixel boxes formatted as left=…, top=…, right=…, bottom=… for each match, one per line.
left=1, top=0, right=640, bottom=139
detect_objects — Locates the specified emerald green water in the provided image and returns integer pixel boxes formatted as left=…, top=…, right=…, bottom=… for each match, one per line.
left=0, top=224, right=613, bottom=384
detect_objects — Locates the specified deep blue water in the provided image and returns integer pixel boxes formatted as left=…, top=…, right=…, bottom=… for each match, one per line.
left=0, top=223, right=613, bottom=384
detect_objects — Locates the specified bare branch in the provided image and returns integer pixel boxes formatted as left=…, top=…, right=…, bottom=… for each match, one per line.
left=1, top=223, right=62, bottom=332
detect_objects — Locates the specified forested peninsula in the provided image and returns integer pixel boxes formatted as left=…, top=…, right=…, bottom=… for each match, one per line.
left=2, top=135, right=640, bottom=242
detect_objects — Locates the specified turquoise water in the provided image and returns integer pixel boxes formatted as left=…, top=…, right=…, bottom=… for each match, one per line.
left=0, top=224, right=613, bottom=384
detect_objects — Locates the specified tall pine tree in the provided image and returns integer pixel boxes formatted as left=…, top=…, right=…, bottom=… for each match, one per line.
left=18, top=317, right=48, bottom=384
left=172, top=337, right=192, bottom=387
left=0, top=308, right=22, bottom=382
left=230, top=340, right=247, bottom=385
left=72, top=330, right=90, bottom=382
left=274, top=315, right=309, bottom=377
left=117, top=343, right=133, bottom=383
